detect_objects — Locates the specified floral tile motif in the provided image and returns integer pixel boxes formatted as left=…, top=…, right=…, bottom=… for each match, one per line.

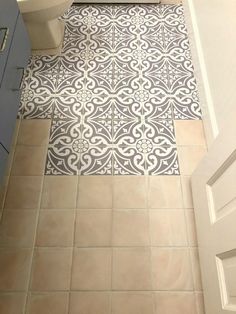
left=19, top=4, right=201, bottom=175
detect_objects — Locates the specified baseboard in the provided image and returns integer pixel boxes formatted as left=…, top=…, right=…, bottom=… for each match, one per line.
left=183, top=0, right=218, bottom=147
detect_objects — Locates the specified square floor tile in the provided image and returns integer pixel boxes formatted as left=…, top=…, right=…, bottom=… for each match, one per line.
left=75, top=210, right=112, bottom=247
left=77, top=176, right=112, bottom=209
left=154, top=292, right=197, bottom=314
left=113, top=146, right=145, bottom=175
left=174, top=120, right=205, bottom=146
left=148, top=176, right=183, bottom=208
left=112, top=210, right=149, bottom=246
left=17, top=120, right=51, bottom=146
left=36, top=211, right=75, bottom=247
left=30, top=248, right=72, bottom=291
left=71, top=248, right=112, bottom=290
left=41, top=176, right=78, bottom=209
left=22, top=93, right=55, bottom=120
left=112, top=248, right=152, bottom=290
left=145, top=145, right=180, bottom=175
left=178, top=146, right=207, bottom=175
left=113, top=176, right=147, bottom=209
left=0, top=249, right=32, bottom=290
left=0, top=293, right=26, bottom=314
left=149, top=210, right=187, bottom=246
left=11, top=146, right=47, bottom=176
left=151, top=248, right=193, bottom=290
left=28, top=55, right=61, bottom=95
left=80, top=146, right=113, bottom=175
left=111, top=292, right=154, bottom=314
left=27, top=293, right=69, bottom=314
left=0, top=211, right=37, bottom=248
left=69, top=292, right=110, bottom=314
left=5, top=176, right=43, bottom=210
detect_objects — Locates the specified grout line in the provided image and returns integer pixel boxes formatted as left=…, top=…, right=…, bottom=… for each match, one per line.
left=146, top=175, right=157, bottom=314
left=67, top=174, right=80, bottom=314
left=180, top=175, right=196, bottom=296
left=110, top=174, right=114, bottom=312
left=22, top=175, right=44, bottom=314
left=0, top=244, right=198, bottom=249
left=0, top=289, right=198, bottom=293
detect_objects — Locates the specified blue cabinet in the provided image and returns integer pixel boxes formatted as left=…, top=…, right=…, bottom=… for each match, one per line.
left=0, top=0, right=30, bottom=180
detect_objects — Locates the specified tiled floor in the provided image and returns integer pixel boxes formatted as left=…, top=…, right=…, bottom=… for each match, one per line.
left=19, top=4, right=202, bottom=176
left=0, top=4, right=207, bottom=314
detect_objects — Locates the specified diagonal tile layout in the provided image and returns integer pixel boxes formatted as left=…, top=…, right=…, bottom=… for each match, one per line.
left=19, top=4, right=202, bottom=176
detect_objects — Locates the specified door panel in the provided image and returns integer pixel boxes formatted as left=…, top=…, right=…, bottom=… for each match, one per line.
left=192, top=114, right=236, bottom=314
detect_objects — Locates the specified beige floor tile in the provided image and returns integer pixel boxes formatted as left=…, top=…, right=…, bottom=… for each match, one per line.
left=154, top=292, right=197, bottom=314
left=11, top=146, right=47, bottom=176
left=27, top=293, right=69, bottom=314
left=77, top=176, right=112, bottom=209
left=36, top=210, right=75, bottom=247
left=71, top=248, right=112, bottom=290
left=181, top=176, right=194, bottom=208
left=41, top=176, right=77, bottom=209
left=151, top=248, right=193, bottom=290
left=69, top=292, right=110, bottom=314
left=0, top=248, right=32, bottom=290
left=112, top=210, right=149, bottom=246
left=148, top=176, right=183, bottom=209
left=5, top=176, right=43, bottom=209
left=185, top=210, right=198, bottom=246
left=17, top=120, right=51, bottom=146
left=0, top=293, right=26, bottom=314
left=190, top=249, right=203, bottom=291
left=195, top=292, right=205, bottom=314
left=112, top=248, right=152, bottom=290
left=174, top=120, right=206, bottom=146
left=113, top=176, right=147, bottom=209
left=75, top=210, right=112, bottom=247
left=30, top=248, right=72, bottom=291
left=178, top=146, right=207, bottom=176
left=149, top=210, right=187, bottom=246
left=0, top=211, right=37, bottom=247
left=111, top=292, right=154, bottom=314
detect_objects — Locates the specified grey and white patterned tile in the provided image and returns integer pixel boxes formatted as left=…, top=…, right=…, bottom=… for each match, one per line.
left=80, top=146, right=113, bottom=175
left=81, top=118, right=113, bottom=146
left=145, top=145, right=179, bottom=175
left=143, top=119, right=176, bottom=146
left=19, top=3, right=202, bottom=176
left=113, top=146, right=145, bottom=175
left=22, top=93, right=55, bottom=119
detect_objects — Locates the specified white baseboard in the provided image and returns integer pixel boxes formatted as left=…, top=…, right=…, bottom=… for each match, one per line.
left=182, top=0, right=218, bottom=147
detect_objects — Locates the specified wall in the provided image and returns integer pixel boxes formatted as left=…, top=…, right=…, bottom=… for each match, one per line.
left=183, top=0, right=236, bottom=146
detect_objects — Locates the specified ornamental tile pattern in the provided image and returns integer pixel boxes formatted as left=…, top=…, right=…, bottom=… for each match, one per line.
left=19, top=4, right=202, bottom=175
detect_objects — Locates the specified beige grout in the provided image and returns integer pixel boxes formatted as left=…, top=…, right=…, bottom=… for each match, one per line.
left=67, top=174, right=80, bottom=314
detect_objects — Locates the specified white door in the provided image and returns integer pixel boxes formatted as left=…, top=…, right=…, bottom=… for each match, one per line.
left=192, top=113, right=236, bottom=314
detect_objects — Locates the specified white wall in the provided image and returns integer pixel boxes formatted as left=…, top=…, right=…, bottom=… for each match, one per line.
left=183, top=0, right=236, bottom=146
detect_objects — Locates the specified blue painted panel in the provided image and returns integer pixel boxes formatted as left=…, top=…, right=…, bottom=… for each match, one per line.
left=0, top=14, right=30, bottom=151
